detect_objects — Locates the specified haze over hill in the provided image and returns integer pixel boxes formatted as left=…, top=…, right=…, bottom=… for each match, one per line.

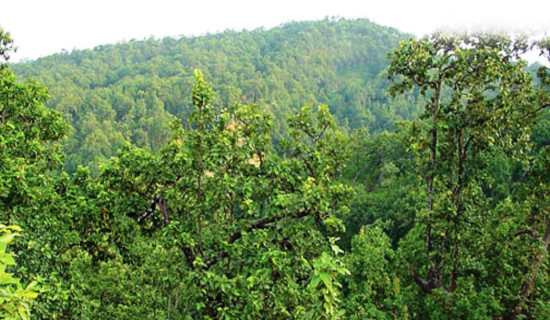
left=3, top=0, right=549, bottom=62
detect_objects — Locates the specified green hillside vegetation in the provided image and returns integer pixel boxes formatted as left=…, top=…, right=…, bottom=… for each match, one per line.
left=2, top=21, right=550, bottom=319
left=12, top=18, right=421, bottom=174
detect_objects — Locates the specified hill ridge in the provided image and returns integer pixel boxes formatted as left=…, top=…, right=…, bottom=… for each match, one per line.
left=12, top=18, right=420, bottom=174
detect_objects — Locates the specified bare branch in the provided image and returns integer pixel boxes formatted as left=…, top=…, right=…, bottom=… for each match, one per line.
left=136, top=195, right=161, bottom=223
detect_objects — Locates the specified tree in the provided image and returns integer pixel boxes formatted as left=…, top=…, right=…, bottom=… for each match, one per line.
left=11, top=19, right=415, bottom=171
left=57, top=70, right=354, bottom=319
left=0, top=29, right=15, bottom=62
left=0, top=28, right=70, bottom=318
left=341, top=125, right=421, bottom=249
left=387, top=32, right=538, bottom=316
left=505, top=37, right=550, bottom=319
left=508, top=147, right=550, bottom=319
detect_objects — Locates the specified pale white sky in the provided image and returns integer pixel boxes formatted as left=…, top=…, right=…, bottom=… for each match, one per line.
left=1, top=0, right=549, bottom=62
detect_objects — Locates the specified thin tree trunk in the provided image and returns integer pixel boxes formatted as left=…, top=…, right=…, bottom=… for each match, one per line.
left=510, top=221, right=550, bottom=319
left=174, top=284, right=180, bottom=314
left=426, top=85, right=441, bottom=257
left=412, top=82, right=442, bottom=294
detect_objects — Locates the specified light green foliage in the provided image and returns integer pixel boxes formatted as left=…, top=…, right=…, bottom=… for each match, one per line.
left=0, top=29, right=15, bottom=62
left=344, top=224, right=408, bottom=319
left=305, top=239, right=350, bottom=320
left=0, top=225, right=39, bottom=320
left=0, top=41, right=68, bottom=215
left=0, top=67, right=68, bottom=202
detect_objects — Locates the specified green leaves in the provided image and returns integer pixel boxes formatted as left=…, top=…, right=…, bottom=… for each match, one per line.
left=307, top=250, right=349, bottom=319
left=191, top=69, right=214, bottom=109
left=11, top=19, right=416, bottom=172
left=0, top=32, right=70, bottom=318
left=0, top=28, right=15, bottom=62
left=33, top=70, right=356, bottom=319
left=3, top=22, right=550, bottom=319
left=387, top=32, right=545, bottom=318
left=0, top=225, right=40, bottom=320
left=343, top=224, right=407, bottom=319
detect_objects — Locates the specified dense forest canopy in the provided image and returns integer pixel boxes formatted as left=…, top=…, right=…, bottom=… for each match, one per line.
left=1, top=19, right=550, bottom=319
left=11, top=18, right=422, bottom=175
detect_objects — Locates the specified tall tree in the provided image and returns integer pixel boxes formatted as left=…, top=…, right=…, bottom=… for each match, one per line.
left=387, top=32, right=538, bottom=315
left=507, top=38, right=550, bottom=319
left=0, top=28, right=68, bottom=319
left=58, top=70, right=354, bottom=319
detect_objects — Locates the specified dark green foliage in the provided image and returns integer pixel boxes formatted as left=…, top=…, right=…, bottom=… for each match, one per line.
left=341, top=124, right=422, bottom=248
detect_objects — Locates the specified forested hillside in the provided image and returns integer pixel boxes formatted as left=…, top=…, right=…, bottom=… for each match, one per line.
left=11, top=18, right=420, bottom=174
left=2, top=22, right=550, bottom=319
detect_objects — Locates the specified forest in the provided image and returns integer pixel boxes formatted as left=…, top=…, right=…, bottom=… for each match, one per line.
left=1, top=18, right=550, bottom=319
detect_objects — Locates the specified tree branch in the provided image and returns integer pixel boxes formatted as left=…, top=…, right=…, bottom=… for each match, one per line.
left=179, top=245, right=196, bottom=270
left=514, top=229, right=537, bottom=240
left=159, top=197, right=169, bottom=225
left=136, top=195, right=161, bottom=223
left=204, top=209, right=311, bottom=269
left=410, top=263, right=435, bottom=294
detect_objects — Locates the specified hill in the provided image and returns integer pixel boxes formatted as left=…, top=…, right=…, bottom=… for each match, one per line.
left=12, top=18, right=420, bottom=173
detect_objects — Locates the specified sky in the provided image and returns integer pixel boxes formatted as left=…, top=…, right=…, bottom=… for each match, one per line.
left=1, top=0, right=550, bottom=62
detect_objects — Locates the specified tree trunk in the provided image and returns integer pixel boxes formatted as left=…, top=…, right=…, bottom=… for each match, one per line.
left=510, top=221, right=550, bottom=319
left=426, top=85, right=441, bottom=257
